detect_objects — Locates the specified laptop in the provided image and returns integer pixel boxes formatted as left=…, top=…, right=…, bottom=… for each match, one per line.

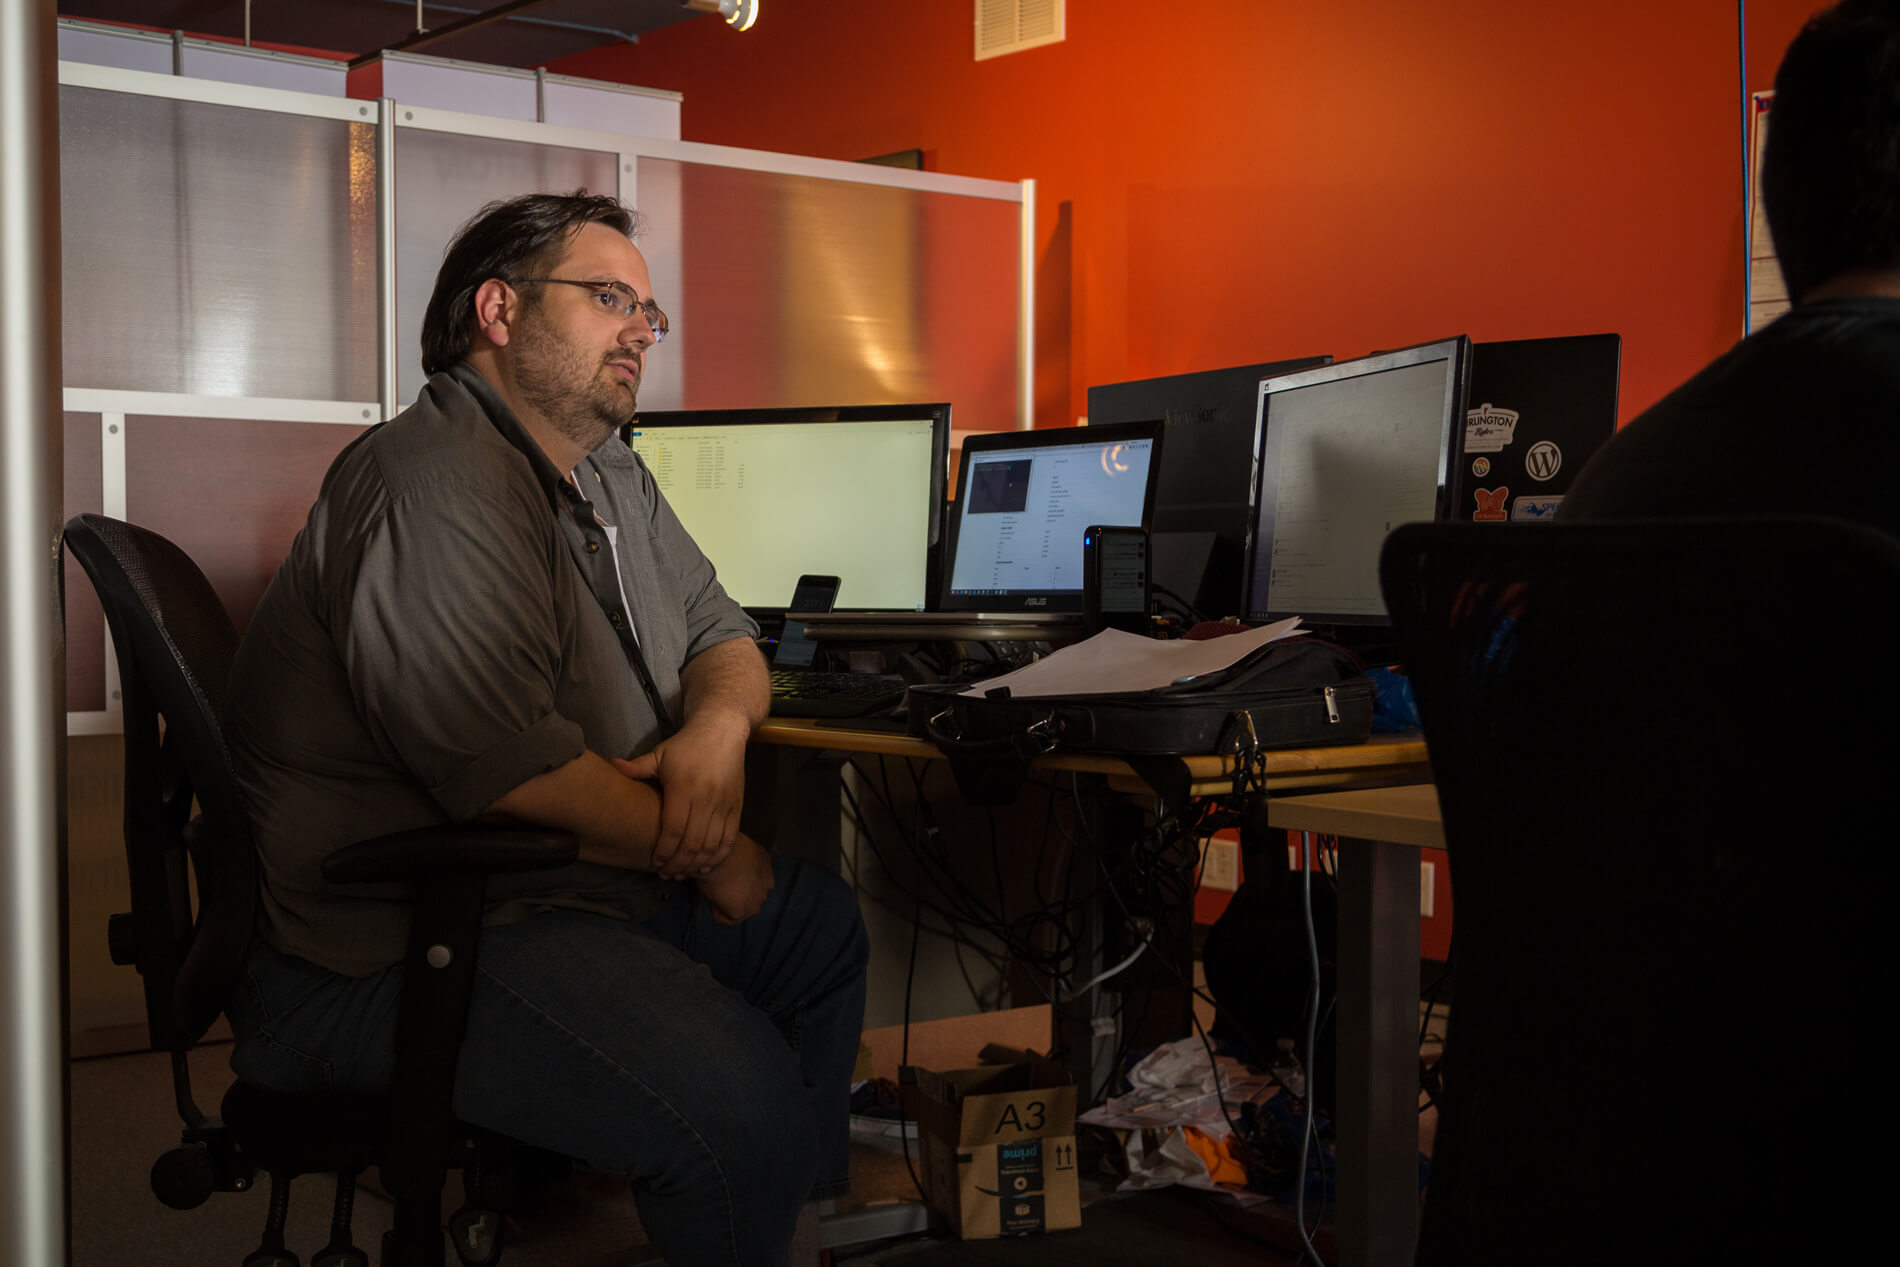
left=1449, top=334, right=1622, bottom=523
left=801, top=419, right=1165, bottom=641
left=766, top=597, right=908, bottom=717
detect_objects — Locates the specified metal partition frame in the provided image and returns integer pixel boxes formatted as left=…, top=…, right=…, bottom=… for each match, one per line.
left=5, top=4, right=68, bottom=1264
left=56, top=62, right=1034, bottom=734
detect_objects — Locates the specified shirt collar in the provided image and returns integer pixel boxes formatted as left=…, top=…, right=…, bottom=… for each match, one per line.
left=447, top=361, right=636, bottom=517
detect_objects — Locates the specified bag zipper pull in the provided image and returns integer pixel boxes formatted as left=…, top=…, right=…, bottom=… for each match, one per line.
left=1323, top=685, right=1341, bottom=724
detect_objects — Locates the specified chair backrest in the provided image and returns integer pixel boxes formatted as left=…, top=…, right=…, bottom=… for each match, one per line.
left=1380, top=517, right=1900, bottom=1263
left=63, top=513, right=257, bottom=1051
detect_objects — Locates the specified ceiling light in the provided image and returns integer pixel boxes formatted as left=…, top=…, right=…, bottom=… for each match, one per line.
left=680, top=0, right=760, bottom=31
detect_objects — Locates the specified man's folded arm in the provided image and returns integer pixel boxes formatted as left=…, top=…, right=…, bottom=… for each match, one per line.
left=485, top=748, right=766, bottom=897
left=483, top=749, right=667, bottom=872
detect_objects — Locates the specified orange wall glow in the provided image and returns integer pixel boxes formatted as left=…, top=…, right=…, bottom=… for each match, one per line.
left=554, top=0, right=1827, bottom=433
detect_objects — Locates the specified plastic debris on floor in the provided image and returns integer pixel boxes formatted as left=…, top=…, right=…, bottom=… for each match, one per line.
left=1077, top=1037, right=1279, bottom=1205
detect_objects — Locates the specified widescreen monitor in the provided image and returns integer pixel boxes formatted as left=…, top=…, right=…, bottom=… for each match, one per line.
left=1087, top=354, right=1332, bottom=617
left=944, top=419, right=1163, bottom=611
left=1244, top=338, right=1471, bottom=625
left=622, top=403, right=950, bottom=611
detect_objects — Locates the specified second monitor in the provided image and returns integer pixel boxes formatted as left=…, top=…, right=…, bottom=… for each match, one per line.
left=623, top=403, right=951, bottom=611
left=1245, top=337, right=1472, bottom=626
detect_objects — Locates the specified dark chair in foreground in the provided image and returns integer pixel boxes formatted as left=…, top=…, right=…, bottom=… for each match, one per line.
left=1380, top=517, right=1899, bottom=1265
left=63, top=513, right=578, bottom=1267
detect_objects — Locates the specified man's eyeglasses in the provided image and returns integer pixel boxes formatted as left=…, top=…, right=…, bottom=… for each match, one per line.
left=508, top=278, right=670, bottom=344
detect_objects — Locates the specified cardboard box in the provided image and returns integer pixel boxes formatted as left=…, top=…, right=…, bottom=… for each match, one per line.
left=902, top=1061, right=1081, bottom=1238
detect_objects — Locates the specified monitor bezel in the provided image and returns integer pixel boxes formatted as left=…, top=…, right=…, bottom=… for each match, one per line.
left=1242, top=337, right=1473, bottom=626
left=621, top=402, right=952, bottom=614
left=942, top=418, right=1166, bottom=613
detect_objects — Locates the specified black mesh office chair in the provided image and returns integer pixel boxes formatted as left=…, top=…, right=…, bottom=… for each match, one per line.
left=63, top=513, right=579, bottom=1267
left=1380, top=517, right=1900, bottom=1265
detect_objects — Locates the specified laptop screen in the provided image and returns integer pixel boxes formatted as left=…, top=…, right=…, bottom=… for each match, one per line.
left=623, top=404, right=950, bottom=611
left=944, top=420, right=1163, bottom=611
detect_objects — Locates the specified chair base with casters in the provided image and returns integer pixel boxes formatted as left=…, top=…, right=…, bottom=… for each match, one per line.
left=63, top=512, right=579, bottom=1266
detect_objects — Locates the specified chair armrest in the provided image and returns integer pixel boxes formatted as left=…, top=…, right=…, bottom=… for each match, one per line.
left=320, top=824, right=578, bottom=885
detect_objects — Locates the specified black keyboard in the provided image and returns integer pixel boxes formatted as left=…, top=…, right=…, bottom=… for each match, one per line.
left=768, top=670, right=908, bottom=719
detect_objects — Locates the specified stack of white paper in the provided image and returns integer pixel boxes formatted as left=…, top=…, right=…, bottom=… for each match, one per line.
left=958, top=617, right=1304, bottom=699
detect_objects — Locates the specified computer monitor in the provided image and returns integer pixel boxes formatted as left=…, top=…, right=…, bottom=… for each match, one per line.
left=1087, top=354, right=1332, bottom=617
left=1244, top=337, right=1472, bottom=625
left=622, top=403, right=950, bottom=611
left=943, top=419, right=1163, bottom=611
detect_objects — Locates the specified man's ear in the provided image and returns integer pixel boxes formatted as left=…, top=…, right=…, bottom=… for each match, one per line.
left=472, top=279, right=515, bottom=349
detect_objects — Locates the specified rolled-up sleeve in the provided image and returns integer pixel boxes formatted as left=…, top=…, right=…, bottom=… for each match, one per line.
left=331, top=482, right=587, bottom=821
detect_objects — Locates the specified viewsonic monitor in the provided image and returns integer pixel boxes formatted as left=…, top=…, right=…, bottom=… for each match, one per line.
left=623, top=403, right=950, bottom=611
left=1244, top=338, right=1472, bottom=625
left=1087, top=354, right=1332, bottom=617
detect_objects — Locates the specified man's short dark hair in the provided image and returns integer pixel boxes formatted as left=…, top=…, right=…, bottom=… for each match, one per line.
left=1761, top=1, right=1900, bottom=303
left=420, top=190, right=642, bottom=376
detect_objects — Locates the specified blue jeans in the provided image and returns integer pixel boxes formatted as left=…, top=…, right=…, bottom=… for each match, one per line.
left=226, top=856, right=868, bottom=1267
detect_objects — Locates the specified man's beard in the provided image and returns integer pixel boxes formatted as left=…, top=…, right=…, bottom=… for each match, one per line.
left=513, top=315, right=641, bottom=454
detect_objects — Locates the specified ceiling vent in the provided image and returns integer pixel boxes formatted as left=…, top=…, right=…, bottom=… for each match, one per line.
left=975, top=0, right=1065, bottom=61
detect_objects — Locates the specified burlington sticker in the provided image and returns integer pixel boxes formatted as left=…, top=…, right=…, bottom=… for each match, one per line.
left=1464, top=403, right=1520, bottom=453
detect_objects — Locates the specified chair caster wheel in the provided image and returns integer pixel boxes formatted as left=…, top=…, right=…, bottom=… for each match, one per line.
left=150, top=1144, right=216, bottom=1210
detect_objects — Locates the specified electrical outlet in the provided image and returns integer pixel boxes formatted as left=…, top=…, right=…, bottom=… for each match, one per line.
left=1421, top=859, right=1436, bottom=918
left=1200, top=837, right=1239, bottom=891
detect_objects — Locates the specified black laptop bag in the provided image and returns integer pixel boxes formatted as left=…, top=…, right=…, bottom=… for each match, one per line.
left=907, top=638, right=1375, bottom=804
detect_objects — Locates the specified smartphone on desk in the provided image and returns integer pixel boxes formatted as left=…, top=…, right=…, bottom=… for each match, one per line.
left=1082, top=526, right=1150, bottom=636
left=776, top=574, right=841, bottom=668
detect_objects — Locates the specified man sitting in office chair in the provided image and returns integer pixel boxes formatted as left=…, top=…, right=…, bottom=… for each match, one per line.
left=222, top=190, right=868, bottom=1266
left=1562, top=0, right=1900, bottom=530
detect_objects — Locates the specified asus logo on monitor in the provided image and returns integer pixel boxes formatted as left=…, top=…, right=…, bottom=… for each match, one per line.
left=1024, top=596, right=1047, bottom=606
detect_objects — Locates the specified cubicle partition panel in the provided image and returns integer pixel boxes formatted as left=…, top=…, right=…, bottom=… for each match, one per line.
left=387, top=104, right=1027, bottom=424
left=58, top=79, right=379, bottom=402
left=392, top=125, right=621, bottom=405
left=635, top=156, right=1022, bottom=421
left=54, top=57, right=1029, bottom=1048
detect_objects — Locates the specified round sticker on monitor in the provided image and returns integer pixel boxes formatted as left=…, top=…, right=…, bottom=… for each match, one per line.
left=1471, top=456, right=1491, bottom=478
left=1525, top=440, right=1562, bottom=481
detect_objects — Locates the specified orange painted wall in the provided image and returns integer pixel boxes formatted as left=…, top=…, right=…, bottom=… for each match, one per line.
left=552, top=0, right=1826, bottom=434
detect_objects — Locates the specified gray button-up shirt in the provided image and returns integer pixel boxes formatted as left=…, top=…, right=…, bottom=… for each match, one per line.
left=227, top=364, right=757, bottom=976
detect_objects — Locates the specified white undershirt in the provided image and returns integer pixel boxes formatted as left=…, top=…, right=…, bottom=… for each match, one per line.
left=575, top=467, right=639, bottom=647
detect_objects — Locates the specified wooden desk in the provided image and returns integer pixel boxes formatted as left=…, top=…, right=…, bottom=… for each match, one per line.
left=1270, top=783, right=1446, bottom=1267
left=756, top=718, right=1430, bottom=796
left=1272, top=783, right=1443, bottom=848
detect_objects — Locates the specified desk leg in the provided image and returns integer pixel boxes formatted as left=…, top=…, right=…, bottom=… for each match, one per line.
left=1334, top=835, right=1419, bottom=1267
